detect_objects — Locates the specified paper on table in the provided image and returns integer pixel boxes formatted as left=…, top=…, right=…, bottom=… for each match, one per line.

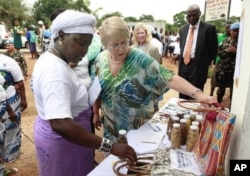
left=127, top=122, right=167, bottom=154
left=170, top=149, right=202, bottom=175
left=88, top=76, right=101, bottom=106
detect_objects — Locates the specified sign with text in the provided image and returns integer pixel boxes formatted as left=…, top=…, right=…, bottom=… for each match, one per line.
left=205, top=0, right=230, bottom=21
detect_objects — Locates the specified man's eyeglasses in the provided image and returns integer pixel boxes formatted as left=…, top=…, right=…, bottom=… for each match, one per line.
left=108, top=41, right=129, bottom=50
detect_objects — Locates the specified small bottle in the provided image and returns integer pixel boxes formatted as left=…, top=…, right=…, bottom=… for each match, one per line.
left=167, top=115, right=180, bottom=140
left=191, top=121, right=200, bottom=133
left=171, top=123, right=181, bottom=149
left=186, top=125, right=199, bottom=152
left=180, top=119, right=188, bottom=145
left=190, top=111, right=197, bottom=124
left=117, top=130, right=128, bottom=159
left=117, top=130, right=128, bottom=144
left=195, top=114, right=203, bottom=131
left=177, top=110, right=184, bottom=119
left=184, top=114, right=191, bottom=132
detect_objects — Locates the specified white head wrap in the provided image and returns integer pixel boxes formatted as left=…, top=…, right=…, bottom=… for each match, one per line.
left=50, top=10, right=96, bottom=47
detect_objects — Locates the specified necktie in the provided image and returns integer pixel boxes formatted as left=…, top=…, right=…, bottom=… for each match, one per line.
left=184, top=26, right=195, bottom=65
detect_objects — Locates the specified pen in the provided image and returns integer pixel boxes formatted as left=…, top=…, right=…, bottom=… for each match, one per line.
left=148, top=122, right=161, bottom=132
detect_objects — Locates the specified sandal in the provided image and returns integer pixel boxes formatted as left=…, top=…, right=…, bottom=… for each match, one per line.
left=4, top=168, right=18, bottom=176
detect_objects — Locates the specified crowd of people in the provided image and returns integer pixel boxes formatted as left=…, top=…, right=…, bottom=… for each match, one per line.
left=0, top=3, right=240, bottom=175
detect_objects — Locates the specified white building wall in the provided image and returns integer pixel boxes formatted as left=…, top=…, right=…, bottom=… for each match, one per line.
left=225, top=0, right=250, bottom=175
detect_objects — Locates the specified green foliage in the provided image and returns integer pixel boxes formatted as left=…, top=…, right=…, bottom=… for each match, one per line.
left=0, top=0, right=28, bottom=29
left=0, top=0, right=241, bottom=35
left=139, top=15, right=154, bottom=22
left=173, top=11, right=187, bottom=29
left=124, top=16, right=138, bottom=22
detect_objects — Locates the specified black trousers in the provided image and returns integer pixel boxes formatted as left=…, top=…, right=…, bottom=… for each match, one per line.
left=178, top=59, right=204, bottom=100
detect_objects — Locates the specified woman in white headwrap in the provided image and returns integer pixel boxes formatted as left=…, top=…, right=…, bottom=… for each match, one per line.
left=31, top=10, right=137, bottom=176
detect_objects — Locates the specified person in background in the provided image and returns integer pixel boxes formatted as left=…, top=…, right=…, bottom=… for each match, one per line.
left=42, top=23, right=52, bottom=53
left=31, top=10, right=137, bottom=176
left=171, top=36, right=181, bottom=65
left=0, top=75, right=18, bottom=176
left=148, top=25, right=163, bottom=59
left=37, top=21, right=44, bottom=49
left=0, top=54, right=27, bottom=162
left=3, top=40, right=28, bottom=80
left=160, top=28, right=166, bottom=57
left=12, top=19, right=23, bottom=52
left=131, top=22, right=163, bottom=111
left=26, top=25, right=39, bottom=59
left=178, top=4, right=218, bottom=99
left=215, top=22, right=240, bottom=105
left=132, top=22, right=161, bottom=64
left=91, top=16, right=217, bottom=142
left=210, top=22, right=232, bottom=96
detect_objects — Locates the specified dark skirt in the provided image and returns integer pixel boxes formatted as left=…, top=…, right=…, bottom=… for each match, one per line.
left=29, top=43, right=37, bottom=52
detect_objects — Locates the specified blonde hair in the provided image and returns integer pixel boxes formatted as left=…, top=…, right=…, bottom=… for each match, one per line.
left=132, top=22, right=152, bottom=45
left=100, top=16, right=130, bottom=48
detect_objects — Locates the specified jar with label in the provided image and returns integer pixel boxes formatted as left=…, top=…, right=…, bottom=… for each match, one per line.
left=180, top=119, right=188, bottom=145
left=117, top=129, right=128, bottom=144
left=171, top=123, right=181, bottom=149
left=186, top=125, right=199, bottom=152
left=184, top=114, right=191, bottom=132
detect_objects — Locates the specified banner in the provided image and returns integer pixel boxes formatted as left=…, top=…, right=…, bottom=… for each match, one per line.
left=205, top=0, right=231, bottom=21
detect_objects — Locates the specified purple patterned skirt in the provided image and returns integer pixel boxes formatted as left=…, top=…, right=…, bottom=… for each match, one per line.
left=34, top=108, right=94, bottom=176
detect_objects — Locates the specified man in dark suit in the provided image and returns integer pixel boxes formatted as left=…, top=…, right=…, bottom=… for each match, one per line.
left=178, top=4, right=218, bottom=99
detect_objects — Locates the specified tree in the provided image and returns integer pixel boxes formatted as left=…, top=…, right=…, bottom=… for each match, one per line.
left=0, top=0, right=28, bottom=29
left=139, top=15, right=154, bottom=22
left=124, top=16, right=138, bottom=22
left=173, top=11, right=186, bottom=29
left=70, top=0, right=91, bottom=13
left=98, top=12, right=123, bottom=27
left=33, top=0, right=71, bottom=25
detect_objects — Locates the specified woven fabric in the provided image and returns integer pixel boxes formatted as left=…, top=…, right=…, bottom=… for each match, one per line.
left=193, top=111, right=236, bottom=176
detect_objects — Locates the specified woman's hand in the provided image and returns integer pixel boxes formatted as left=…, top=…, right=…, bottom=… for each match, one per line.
left=111, top=143, right=137, bottom=164
left=195, top=91, right=217, bottom=104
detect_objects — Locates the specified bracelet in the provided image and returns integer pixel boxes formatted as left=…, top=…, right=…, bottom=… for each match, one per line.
left=98, top=138, right=113, bottom=154
left=191, top=89, right=202, bottom=99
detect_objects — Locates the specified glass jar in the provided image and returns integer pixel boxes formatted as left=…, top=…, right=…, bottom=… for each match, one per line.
left=195, top=114, right=203, bottom=131
left=117, top=129, right=128, bottom=144
left=186, top=125, right=199, bottom=152
left=180, top=119, right=188, bottom=145
left=177, top=110, right=184, bottom=119
left=171, top=123, right=181, bottom=149
left=167, top=116, right=180, bottom=140
left=184, top=114, right=191, bottom=132
left=190, top=111, right=198, bottom=124
left=180, top=118, right=188, bottom=145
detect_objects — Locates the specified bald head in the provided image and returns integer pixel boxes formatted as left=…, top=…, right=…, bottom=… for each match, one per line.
left=186, top=4, right=201, bottom=25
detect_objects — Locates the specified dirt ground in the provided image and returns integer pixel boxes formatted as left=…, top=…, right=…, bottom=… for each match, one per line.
left=3, top=52, right=230, bottom=176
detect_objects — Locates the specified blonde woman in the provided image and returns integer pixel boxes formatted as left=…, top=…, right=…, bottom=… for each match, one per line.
left=131, top=22, right=161, bottom=64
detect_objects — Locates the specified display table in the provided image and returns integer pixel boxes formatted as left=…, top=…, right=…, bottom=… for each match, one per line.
left=88, top=98, right=202, bottom=176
